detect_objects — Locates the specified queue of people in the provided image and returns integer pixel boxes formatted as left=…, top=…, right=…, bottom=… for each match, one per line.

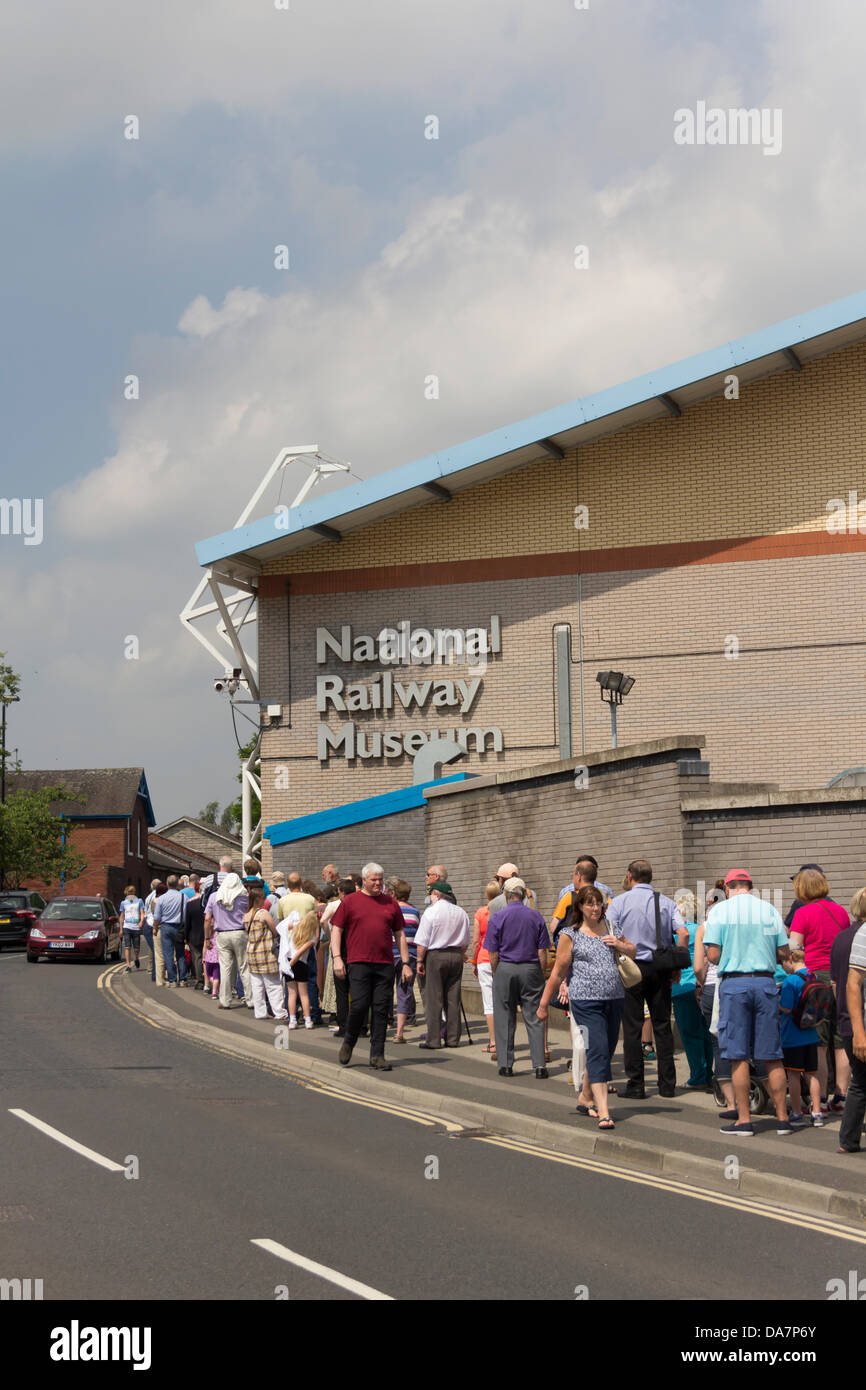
left=116, top=852, right=866, bottom=1149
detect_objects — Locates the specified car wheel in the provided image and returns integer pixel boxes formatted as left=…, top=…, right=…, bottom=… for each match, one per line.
left=27, top=952, right=38, bottom=962
left=749, top=1079, right=766, bottom=1114
left=94, top=940, right=107, bottom=964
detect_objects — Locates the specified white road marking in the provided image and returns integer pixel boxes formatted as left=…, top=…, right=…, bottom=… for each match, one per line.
left=9, top=1108, right=126, bottom=1172
left=251, top=1238, right=394, bottom=1299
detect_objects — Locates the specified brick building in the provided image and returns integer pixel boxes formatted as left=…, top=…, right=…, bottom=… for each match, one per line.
left=13, top=768, right=155, bottom=902
left=193, top=291, right=866, bottom=877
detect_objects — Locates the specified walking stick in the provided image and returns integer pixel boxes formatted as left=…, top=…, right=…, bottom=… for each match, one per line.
left=461, top=996, right=473, bottom=1043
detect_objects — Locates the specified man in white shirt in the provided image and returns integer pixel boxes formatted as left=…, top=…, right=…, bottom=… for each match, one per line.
left=416, top=882, right=470, bottom=1050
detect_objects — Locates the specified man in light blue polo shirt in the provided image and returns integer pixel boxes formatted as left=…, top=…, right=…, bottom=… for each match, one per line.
left=703, top=868, right=791, bottom=1137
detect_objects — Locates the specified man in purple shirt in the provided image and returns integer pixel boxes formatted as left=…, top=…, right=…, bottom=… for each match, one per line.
left=486, top=878, right=551, bottom=1078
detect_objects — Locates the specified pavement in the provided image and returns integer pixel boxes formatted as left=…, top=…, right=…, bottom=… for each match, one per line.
left=116, top=966, right=866, bottom=1228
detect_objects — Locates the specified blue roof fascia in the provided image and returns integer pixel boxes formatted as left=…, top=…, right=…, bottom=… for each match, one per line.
left=196, top=290, right=866, bottom=569
left=138, top=772, right=156, bottom=828
left=265, top=773, right=470, bottom=846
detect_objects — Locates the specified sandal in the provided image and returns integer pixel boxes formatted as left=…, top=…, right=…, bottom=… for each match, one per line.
left=483, top=1043, right=496, bottom=1053
left=576, top=1104, right=600, bottom=1119
left=598, top=1117, right=615, bottom=1130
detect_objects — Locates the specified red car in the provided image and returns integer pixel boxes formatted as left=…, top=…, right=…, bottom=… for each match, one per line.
left=27, top=897, right=122, bottom=964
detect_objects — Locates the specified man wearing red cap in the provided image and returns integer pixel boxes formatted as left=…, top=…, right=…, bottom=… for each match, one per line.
left=703, top=869, right=792, bottom=1137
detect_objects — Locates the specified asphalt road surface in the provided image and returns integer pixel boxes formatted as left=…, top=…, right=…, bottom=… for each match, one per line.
left=1, top=949, right=861, bottom=1302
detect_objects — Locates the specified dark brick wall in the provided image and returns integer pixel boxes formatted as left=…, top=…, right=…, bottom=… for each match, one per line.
left=683, top=806, right=866, bottom=919
left=425, top=750, right=696, bottom=916
left=271, top=805, right=427, bottom=899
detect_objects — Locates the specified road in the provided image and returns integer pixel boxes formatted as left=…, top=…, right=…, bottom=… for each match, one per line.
left=0, top=948, right=860, bottom=1302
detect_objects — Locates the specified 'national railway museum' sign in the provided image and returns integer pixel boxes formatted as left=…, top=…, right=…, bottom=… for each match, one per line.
left=315, top=618, right=504, bottom=763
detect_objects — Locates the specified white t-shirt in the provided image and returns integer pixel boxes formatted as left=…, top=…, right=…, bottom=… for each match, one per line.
left=122, top=897, right=144, bottom=929
left=277, top=911, right=301, bottom=977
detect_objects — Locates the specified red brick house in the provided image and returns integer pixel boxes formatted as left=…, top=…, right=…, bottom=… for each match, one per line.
left=12, top=768, right=156, bottom=903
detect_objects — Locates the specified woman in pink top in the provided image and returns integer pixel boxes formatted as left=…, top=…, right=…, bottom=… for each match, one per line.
left=789, top=868, right=851, bottom=1106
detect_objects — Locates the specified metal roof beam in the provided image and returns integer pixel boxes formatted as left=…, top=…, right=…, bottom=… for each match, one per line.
left=422, top=481, right=452, bottom=501
left=657, top=393, right=682, bottom=417
left=537, top=437, right=566, bottom=458
left=783, top=346, right=803, bottom=371
left=309, top=522, right=342, bottom=543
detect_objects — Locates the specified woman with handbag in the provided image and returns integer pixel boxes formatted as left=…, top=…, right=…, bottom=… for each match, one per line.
left=537, top=885, right=638, bottom=1130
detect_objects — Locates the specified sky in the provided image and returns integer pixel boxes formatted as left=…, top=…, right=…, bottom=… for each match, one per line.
left=1, top=0, right=864, bottom=825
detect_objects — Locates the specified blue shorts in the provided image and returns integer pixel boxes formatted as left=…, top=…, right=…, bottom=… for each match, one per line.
left=717, top=977, right=783, bottom=1062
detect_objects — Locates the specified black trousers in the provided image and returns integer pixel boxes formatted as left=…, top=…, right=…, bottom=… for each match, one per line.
left=623, top=960, right=676, bottom=1090
left=345, top=962, right=393, bottom=1057
left=840, top=1039, right=866, bottom=1150
left=335, top=969, right=350, bottom=1032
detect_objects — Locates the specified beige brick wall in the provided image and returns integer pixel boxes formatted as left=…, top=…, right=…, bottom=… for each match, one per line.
left=259, top=552, right=866, bottom=826
left=261, top=339, right=866, bottom=574
left=255, top=335, right=866, bottom=833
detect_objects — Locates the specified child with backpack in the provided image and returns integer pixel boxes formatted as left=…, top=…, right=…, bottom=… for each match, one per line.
left=780, top=948, right=829, bottom=1126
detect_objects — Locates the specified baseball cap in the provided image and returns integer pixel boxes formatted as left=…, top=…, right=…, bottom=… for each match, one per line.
left=503, top=876, right=526, bottom=893
left=791, top=863, right=823, bottom=881
left=497, top=862, right=519, bottom=878
left=723, top=868, right=752, bottom=886
left=429, top=880, right=453, bottom=896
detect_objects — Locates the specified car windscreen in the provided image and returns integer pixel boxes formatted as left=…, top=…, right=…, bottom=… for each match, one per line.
left=0, top=896, right=27, bottom=910
left=41, top=902, right=104, bottom=922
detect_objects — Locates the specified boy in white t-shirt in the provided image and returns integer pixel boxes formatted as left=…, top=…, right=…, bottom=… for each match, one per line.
left=120, top=886, right=145, bottom=971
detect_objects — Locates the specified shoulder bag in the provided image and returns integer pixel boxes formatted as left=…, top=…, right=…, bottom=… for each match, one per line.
left=651, top=892, right=691, bottom=972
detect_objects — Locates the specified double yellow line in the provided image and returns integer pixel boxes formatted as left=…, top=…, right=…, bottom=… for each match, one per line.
left=98, top=964, right=866, bottom=1246
left=98, top=963, right=461, bottom=1132
left=474, top=1134, right=866, bottom=1246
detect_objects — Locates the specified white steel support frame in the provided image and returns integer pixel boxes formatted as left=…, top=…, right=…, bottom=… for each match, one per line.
left=180, top=446, right=353, bottom=858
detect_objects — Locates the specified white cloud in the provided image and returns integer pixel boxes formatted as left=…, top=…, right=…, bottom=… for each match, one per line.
left=4, top=0, right=866, bottom=818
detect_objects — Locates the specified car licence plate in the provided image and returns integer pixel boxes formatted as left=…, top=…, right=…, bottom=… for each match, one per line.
left=0, top=918, right=11, bottom=925
left=50, top=941, right=75, bottom=948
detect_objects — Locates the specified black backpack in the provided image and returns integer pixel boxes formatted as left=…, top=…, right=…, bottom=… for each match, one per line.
left=792, top=971, right=834, bottom=1030
left=201, top=874, right=222, bottom=911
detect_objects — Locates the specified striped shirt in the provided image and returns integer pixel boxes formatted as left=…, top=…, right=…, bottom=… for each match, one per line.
left=848, top=924, right=866, bottom=1030
left=394, top=902, right=421, bottom=963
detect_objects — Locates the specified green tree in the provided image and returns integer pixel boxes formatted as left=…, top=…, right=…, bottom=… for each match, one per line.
left=0, top=652, right=22, bottom=794
left=0, top=786, right=86, bottom=890
left=198, top=800, right=238, bottom=836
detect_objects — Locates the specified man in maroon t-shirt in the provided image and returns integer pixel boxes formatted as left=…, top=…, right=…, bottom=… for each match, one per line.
left=331, top=862, right=412, bottom=1070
